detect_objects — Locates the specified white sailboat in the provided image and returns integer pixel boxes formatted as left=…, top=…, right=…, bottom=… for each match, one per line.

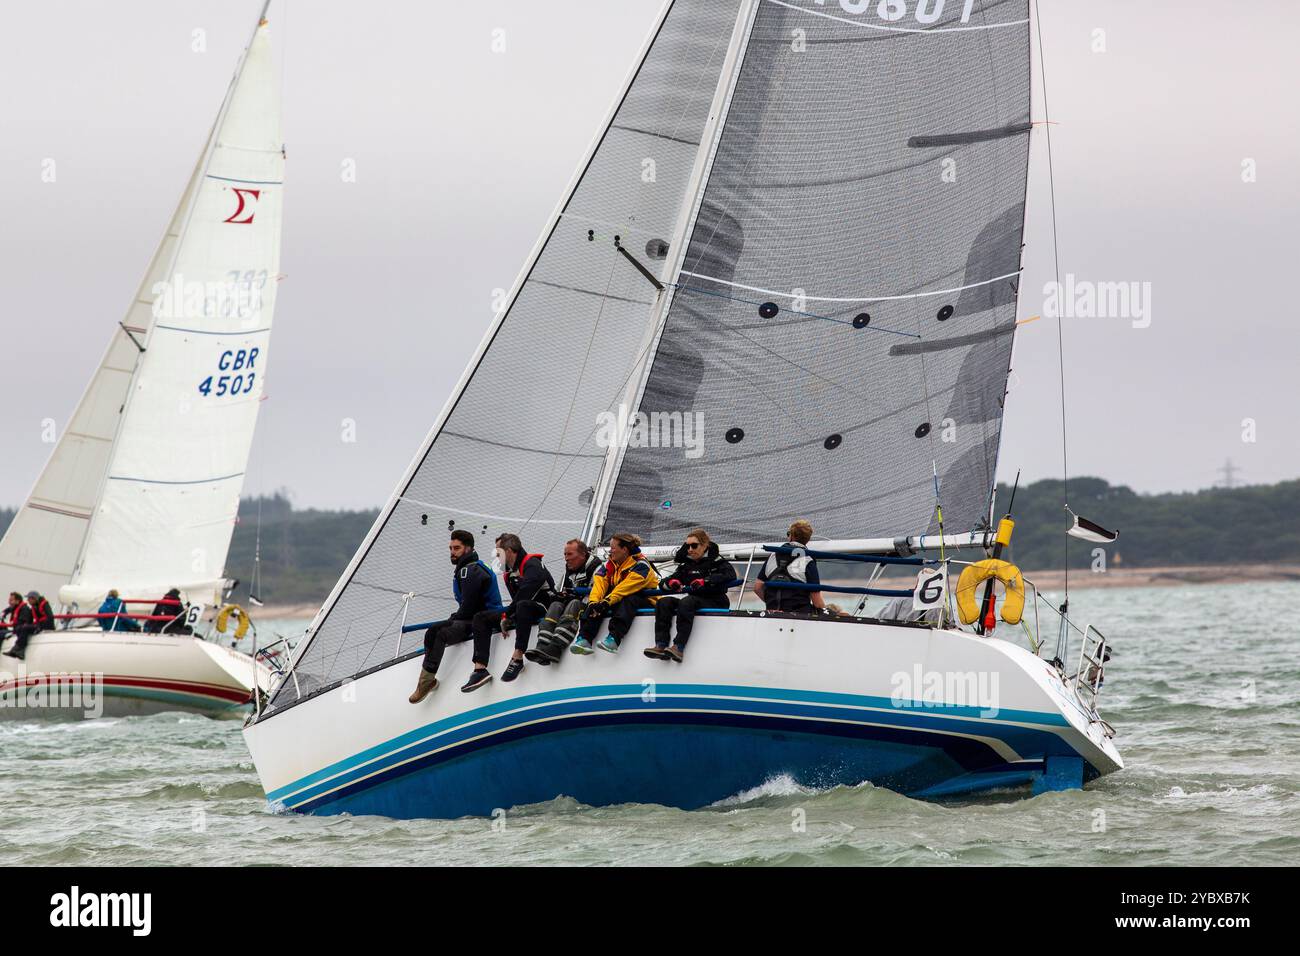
left=0, top=4, right=282, bottom=717
left=244, top=0, right=1121, bottom=816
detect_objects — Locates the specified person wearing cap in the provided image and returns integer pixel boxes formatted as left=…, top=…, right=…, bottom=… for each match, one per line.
left=27, top=590, right=55, bottom=633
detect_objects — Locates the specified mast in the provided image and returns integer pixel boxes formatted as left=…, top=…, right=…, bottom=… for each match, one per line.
left=585, top=0, right=762, bottom=546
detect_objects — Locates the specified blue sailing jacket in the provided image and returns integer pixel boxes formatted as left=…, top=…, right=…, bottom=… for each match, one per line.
left=449, top=550, right=505, bottom=621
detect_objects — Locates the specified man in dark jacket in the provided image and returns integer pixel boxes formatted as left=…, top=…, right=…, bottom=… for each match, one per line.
left=145, top=588, right=187, bottom=634
left=526, top=539, right=600, bottom=665
left=28, top=590, right=56, bottom=633
left=477, top=533, right=556, bottom=683
left=409, top=529, right=505, bottom=703
left=3, top=591, right=37, bottom=661
left=645, top=528, right=735, bottom=662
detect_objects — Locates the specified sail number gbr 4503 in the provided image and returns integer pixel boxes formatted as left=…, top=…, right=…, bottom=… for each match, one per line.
left=197, top=348, right=259, bottom=398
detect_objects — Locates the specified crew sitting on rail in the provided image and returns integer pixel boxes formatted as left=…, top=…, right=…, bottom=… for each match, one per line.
left=752, top=520, right=824, bottom=615
left=571, top=532, right=659, bottom=655
left=645, top=527, right=734, bottom=663
left=481, top=533, right=556, bottom=684
left=145, top=588, right=189, bottom=634
left=28, top=590, right=55, bottom=633
left=2, top=591, right=36, bottom=660
left=409, top=529, right=505, bottom=703
left=99, top=589, right=141, bottom=632
left=526, top=538, right=601, bottom=666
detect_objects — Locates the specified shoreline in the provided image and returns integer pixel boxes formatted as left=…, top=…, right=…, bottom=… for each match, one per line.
left=1013, top=563, right=1300, bottom=591
left=246, top=563, right=1300, bottom=620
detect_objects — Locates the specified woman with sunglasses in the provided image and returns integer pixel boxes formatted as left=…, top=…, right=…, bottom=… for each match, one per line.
left=646, top=528, right=735, bottom=662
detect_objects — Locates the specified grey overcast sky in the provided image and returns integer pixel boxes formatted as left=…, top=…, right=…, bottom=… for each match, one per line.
left=2, top=0, right=1296, bottom=510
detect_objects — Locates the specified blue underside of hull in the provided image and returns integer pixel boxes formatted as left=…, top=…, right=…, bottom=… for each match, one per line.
left=297, top=720, right=1051, bottom=819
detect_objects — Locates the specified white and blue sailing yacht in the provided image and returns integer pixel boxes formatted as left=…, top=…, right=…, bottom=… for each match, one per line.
left=244, top=0, right=1121, bottom=816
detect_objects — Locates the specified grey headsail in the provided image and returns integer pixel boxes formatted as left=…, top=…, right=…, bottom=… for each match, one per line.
left=602, top=0, right=1032, bottom=545
left=268, top=0, right=744, bottom=706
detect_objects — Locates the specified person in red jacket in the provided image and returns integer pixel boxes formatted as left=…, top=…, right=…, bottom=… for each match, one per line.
left=27, top=590, right=55, bottom=632
left=3, top=591, right=37, bottom=661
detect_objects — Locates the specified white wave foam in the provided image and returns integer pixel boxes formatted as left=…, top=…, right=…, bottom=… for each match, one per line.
left=711, top=773, right=819, bottom=807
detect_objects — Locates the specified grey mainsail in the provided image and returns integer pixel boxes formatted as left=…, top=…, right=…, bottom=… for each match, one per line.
left=270, top=0, right=744, bottom=704
left=603, top=0, right=1031, bottom=544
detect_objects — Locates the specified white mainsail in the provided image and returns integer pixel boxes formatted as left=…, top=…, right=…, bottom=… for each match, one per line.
left=0, top=11, right=283, bottom=610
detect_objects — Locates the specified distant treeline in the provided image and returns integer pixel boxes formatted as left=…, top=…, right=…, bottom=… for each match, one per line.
left=1, top=478, right=1297, bottom=605
left=224, top=493, right=379, bottom=605
left=997, top=476, right=1300, bottom=572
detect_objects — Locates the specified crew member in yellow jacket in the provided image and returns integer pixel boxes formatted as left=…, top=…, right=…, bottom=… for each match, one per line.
left=570, top=532, right=659, bottom=656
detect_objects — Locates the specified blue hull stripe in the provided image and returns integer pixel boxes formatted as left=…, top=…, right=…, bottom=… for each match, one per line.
left=267, top=683, right=1074, bottom=808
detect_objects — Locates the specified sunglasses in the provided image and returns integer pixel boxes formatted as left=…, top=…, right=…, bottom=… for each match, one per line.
left=685, top=541, right=702, bottom=550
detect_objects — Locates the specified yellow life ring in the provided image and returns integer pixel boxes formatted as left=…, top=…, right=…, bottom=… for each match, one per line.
left=955, top=560, right=1026, bottom=626
left=215, top=604, right=251, bottom=639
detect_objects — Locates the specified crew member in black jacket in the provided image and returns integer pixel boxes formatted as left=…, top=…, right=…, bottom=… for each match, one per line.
left=479, top=533, right=556, bottom=683
left=526, top=539, right=601, bottom=665
left=3, top=591, right=37, bottom=661
left=409, top=529, right=505, bottom=703
left=645, top=528, right=734, bottom=663
left=28, top=590, right=55, bottom=633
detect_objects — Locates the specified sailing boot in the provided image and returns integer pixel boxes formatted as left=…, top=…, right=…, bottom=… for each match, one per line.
left=543, top=614, right=581, bottom=661
left=408, top=669, right=439, bottom=704
left=525, top=614, right=563, bottom=665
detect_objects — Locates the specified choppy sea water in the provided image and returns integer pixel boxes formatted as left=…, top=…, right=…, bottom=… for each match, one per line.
left=2, top=582, right=1296, bottom=866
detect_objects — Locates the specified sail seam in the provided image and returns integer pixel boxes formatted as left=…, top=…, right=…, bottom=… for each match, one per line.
left=396, top=497, right=585, bottom=526
left=204, top=173, right=283, bottom=185
left=107, top=472, right=244, bottom=486
left=153, top=324, right=272, bottom=336
left=678, top=268, right=1023, bottom=303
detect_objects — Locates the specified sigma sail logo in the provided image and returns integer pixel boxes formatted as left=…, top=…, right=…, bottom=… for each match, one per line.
left=223, top=186, right=261, bottom=224
left=807, top=0, right=980, bottom=25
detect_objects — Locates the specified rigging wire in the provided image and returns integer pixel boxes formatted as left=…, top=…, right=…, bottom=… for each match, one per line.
left=1034, top=0, right=1071, bottom=605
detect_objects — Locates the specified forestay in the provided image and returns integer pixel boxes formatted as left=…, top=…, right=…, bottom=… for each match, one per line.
left=603, top=0, right=1032, bottom=544
left=270, top=0, right=746, bottom=706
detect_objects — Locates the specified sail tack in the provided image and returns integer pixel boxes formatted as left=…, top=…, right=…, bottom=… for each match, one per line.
left=0, top=18, right=283, bottom=609
left=604, top=0, right=1032, bottom=545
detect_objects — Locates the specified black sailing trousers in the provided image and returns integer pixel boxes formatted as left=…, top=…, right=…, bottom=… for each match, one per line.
left=653, top=593, right=729, bottom=648
left=577, top=594, right=653, bottom=646
left=422, top=619, right=487, bottom=674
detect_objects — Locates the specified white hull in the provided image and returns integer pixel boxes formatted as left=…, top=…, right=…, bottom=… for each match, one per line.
left=1, top=628, right=272, bottom=719
left=244, top=614, right=1122, bottom=818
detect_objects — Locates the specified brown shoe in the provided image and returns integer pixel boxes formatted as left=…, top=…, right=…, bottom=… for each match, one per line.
left=408, top=669, right=439, bottom=703
left=664, top=645, right=684, bottom=663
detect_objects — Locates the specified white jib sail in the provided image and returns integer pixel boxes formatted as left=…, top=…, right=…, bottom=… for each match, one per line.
left=0, top=14, right=283, bottom=610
